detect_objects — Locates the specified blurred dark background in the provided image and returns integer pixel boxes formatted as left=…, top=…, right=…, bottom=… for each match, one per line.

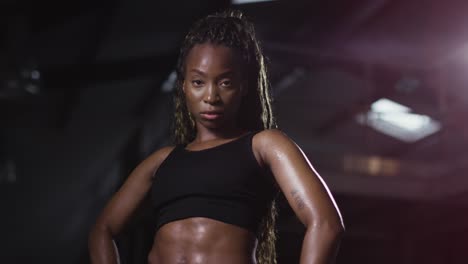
left=2, top=0, right=468, bottom=263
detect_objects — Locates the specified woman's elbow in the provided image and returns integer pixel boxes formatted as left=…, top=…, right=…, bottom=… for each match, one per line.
left=331, top=221, right=345, bottom=239
left=89, top=222, right=112, bottom=246
left=323, top=209, right=345, bottom=237
left=308, top=217, right=345, bottom=239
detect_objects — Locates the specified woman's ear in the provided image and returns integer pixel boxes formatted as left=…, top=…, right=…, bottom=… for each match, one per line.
left=182, top=80, right=186, bottom=93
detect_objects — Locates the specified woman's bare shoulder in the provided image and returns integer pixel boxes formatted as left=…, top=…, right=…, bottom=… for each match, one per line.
left=142, top=145, right=176, bottom=175
left=151, top=146, right=176, bottom=162
left=252, top=129, right=294, bottom=166
left=253, top=128, right=291, bottom=148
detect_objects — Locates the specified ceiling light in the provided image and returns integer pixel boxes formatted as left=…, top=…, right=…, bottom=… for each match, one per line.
left=356, top=98, right=441, bottom=142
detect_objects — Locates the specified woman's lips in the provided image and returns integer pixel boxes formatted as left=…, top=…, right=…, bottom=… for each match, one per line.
left=200, top=112, right=223, bottom=120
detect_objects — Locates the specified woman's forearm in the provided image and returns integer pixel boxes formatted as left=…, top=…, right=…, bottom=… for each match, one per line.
left=299, top=222, right=344, bottom=264
left=88, top=225, right=120, bottom=264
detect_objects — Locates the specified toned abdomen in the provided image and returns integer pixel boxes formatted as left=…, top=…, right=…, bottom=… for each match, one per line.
left=148, top=217, right=257, bottom=264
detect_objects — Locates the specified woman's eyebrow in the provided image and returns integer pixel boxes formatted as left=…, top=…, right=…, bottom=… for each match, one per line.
left=217, top=70, right=234, bottom=78
left=189, top=69, right=206, bottom=76
left=189, top=69, right=235, bottom=77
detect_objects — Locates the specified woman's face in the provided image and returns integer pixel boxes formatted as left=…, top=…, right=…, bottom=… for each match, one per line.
left=183, top=43, right=246, bottom=130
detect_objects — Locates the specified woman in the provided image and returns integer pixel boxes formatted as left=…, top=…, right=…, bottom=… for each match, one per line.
left=89, top=10, right=344, bottom=264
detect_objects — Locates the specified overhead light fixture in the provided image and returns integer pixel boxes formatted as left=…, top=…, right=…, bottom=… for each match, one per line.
left=232, top=0, right=275, bottom=4
left=161, top=71, right=177, bottom=93
left=356, top=98, right=441, bottom=143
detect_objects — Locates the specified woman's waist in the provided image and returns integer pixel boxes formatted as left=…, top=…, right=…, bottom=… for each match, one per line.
left=153, top=216, right=257, bottom=253
left=148, top=248, right=255, bottom=264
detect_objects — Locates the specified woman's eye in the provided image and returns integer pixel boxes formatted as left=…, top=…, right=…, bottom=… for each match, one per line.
left=220, top=80, right=231, bottom=87
left=192, top=80, right=203, bottom=86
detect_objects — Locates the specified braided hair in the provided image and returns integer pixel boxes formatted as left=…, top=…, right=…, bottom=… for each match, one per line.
left=172, top=9, right=278, bottom=264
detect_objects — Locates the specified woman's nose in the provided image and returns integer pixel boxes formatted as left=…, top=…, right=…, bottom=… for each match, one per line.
left=203, top=85, right=220, bottom=104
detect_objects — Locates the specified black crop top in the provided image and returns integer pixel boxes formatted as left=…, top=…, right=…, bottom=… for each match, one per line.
left=151, top=131, right=278, bottom=235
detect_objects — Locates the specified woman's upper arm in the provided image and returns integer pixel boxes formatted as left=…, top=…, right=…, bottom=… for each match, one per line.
left=94, top=146, right=175, bottom=235
left=254, top=129, right=343, bottom=229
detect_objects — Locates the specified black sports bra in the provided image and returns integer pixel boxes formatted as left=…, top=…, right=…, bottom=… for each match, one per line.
left=151, top=131, right=278, bottom=235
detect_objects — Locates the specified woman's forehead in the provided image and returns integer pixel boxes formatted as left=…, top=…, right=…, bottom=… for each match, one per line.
left=185, top=43, right=243, bottom=74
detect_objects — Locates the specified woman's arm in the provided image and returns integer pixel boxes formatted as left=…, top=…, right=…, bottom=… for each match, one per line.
left=254, top=129, right=344, bottom=264
left=88, top=146, right=174, bottom=264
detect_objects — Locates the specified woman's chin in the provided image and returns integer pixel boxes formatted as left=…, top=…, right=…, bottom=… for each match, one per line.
left=198, top=118, right=233, bottom=130
left=200, top=121, right=223, bottom=129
